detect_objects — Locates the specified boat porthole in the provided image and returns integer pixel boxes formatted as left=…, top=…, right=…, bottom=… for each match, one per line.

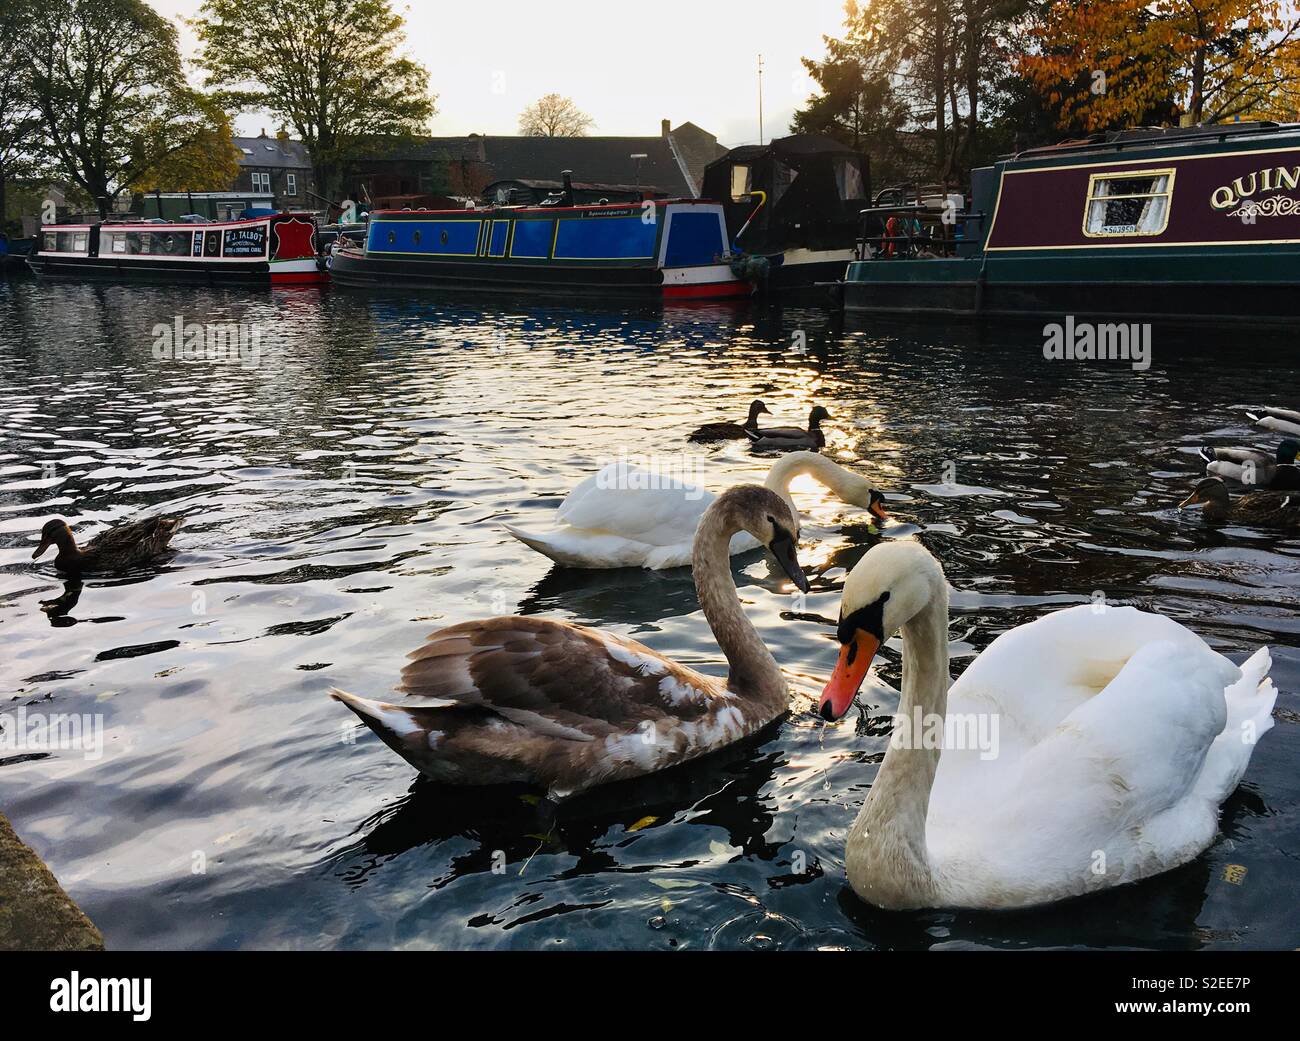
left=387, top=230, right=396, bottom=245
left=413, top=230, right=421, bottom=245
left=440, top=230, right=449, bottom=245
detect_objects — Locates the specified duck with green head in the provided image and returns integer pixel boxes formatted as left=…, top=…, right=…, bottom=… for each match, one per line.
left=1199, top=438, right=1300, bottom=490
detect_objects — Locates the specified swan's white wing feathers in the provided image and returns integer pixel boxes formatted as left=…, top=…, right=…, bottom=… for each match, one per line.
left=555, top=464, right=714, bottom=544
left=927, top=608, right=1274, bottom=903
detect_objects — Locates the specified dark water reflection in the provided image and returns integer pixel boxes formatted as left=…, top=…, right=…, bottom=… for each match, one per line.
left=0, top=279, right=1295, bottom=950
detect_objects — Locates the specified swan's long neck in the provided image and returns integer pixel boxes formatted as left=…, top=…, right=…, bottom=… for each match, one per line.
left=764, top=453, right=872, bottom=520
left=691, top=507, right=783, bottom=706
left=846, top=583, right=950, bottom=907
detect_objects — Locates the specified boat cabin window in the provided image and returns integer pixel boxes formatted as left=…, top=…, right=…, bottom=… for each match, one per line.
left=41, top=230, right=88, bottom=253
left=102, top=230, right=195, bottom=256
left=835, top=158, right=866, bottom=201
left=1084, top=169, right=1175, bottom=237
left=730, top=164, right=752, bottom=202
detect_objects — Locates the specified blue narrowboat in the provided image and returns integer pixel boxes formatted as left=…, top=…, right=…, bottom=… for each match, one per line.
left=328, top=189, right=750, bottom=299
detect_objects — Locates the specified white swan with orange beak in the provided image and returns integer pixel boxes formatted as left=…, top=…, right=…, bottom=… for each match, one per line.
left=819, top=539, right=1277, bottom=910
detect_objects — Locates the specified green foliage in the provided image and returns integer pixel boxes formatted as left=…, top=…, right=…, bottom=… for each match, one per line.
left=193, top=0, right=437, bottom=199
left=16, top=0, right=226, bottom=215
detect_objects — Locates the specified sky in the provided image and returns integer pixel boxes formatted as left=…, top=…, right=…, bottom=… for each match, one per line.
left=148, top=0, right=850, bottom=147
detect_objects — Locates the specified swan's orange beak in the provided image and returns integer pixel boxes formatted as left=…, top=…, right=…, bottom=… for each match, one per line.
left=869, top=500, right=889, bottom=522
left=819, top=631, right=879, bottom=721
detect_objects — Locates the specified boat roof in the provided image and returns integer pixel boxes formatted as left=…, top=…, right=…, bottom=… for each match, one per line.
left=368, top=198, right=708, bottom=217
left=1007, top=120, right=1300, bottom=162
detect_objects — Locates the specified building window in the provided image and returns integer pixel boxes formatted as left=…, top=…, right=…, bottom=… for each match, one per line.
left=1084, top=169, right=1175, bottom=237
left=252, top=171, right=271, bottom=193
left=286, top=173, right=297, bottom=196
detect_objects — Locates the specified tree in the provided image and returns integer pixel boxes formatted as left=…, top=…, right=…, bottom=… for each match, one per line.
left=16, top=0, right=220, bottom=217
left=0, top=0, right=44, bottom=231
left=194, top=0, right=437, bottom=203
left=1019, top=0, right=1300, bottom=131
left=792, top=0, right=1031, bottom=183
left=518, top=94, right=595, bottom=137
left=130, top=104, right=241, bottom=194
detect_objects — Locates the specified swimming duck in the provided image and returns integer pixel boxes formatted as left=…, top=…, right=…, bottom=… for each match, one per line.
left=818, top=539, right=1275, bottom=910
left=31, top=515, right=183, bottom=572
left=687, top=399, right=771, bottom=442
left=1199, top=438, right=1300, bottom=489
left=332, top=485, right=808, bottom=799
left=1247, top=406, right=1300, bottom=437
left=1179, top=476, right=1300, bottom=528
left=502, top=450, right=888, bottom=570
left=746, top=405, right=830, bottom=451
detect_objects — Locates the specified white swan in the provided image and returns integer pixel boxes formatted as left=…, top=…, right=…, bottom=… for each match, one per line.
left=502, top=451, right=887, bottom=569
left=819, top=539, right=1277, bottom=910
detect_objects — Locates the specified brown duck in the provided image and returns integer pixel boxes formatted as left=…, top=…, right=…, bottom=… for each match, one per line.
left=687, top=399, right=770, bottom=442
left=32, top=515, right=183, bottom=572
left=1179, top=477, right=1300, bottom=529
left=331, top=485, right=809, bottom=799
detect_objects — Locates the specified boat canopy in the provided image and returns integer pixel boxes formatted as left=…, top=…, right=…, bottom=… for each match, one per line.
left=702, top=134, right=869, bottom=254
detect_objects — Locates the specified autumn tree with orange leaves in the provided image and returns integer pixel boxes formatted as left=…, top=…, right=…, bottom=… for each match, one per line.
left=1020, top=0, right=1300, bottom=131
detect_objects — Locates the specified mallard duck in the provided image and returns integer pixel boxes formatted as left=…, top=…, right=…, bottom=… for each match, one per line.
left=1247, top=406, right=1300, bottom=437
left=1199, top=438, right=1300, bottom=489
left=32, top=515, right=183, bottom=572
left=687, top=399, right=771, bottom=442
left=1179, top=476, right=1300, bottom=528
left=332, top=485, right=809, bottom=799
left=746, top=405, right=830, bottom=451
left=818, top=539, right=1275, bottom=909
left=502, top=451, right=888, bottom=569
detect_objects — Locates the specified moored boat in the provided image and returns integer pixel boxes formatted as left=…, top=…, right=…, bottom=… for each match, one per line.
left=700, top=134, right=870, bottom=290
left=840, top=121, right=1300, bottom=323
left=327, top=189, right=751, bottom=299
left=27, top=213, right=326, bottom=286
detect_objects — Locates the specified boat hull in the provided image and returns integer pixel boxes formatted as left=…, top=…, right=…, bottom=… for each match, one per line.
left=842, top=247, right=1300, bottom=323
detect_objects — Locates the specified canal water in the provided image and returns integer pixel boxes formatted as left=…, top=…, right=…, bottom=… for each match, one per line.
left=1, top=279, right=1295, bottom=950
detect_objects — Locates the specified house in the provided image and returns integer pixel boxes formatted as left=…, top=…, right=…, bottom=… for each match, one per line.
left=339, top=121, right=727, bottom=209
left=232, top=131, right=316, bottom=210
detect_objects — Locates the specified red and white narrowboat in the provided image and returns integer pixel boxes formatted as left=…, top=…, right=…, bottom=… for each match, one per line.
left=27, top=213, right=326, bottom=286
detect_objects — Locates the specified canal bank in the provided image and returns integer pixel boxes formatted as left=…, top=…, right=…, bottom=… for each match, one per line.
left=0, top=813, right=103, bottom=951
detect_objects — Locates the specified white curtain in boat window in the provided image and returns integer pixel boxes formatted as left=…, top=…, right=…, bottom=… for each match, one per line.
left=1086, top=172, right=1172, bottom=235
left=1136, top=173, right=1171, bottom=232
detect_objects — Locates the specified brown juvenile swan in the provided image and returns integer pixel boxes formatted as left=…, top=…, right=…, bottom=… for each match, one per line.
left=332, top=485, right=809, bottom=799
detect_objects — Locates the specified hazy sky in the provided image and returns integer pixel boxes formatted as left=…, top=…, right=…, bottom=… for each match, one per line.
left=148, top=0, right=850, bottom=147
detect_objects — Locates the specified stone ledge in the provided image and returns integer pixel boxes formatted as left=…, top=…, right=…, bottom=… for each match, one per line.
left=0, top=812, right=103, bottom=951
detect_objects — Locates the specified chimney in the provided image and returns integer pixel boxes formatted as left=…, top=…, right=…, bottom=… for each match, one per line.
left=661, top=119, right=671, bottom=138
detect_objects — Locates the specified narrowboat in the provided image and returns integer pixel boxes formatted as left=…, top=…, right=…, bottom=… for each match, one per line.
left=700, top=134, right=870, bottom=289
left=841, top=121, right=1300, bottom=323
left=27, top=213, right=326, bottom=286
left=327, top=189, right=751, bottom=299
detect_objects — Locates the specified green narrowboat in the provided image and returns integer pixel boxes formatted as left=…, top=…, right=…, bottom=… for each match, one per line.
left=841, top=121, right=1300, bottom=323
